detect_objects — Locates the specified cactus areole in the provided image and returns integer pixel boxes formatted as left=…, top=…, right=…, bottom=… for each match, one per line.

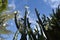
left=0, top=0, right=8, bottom=12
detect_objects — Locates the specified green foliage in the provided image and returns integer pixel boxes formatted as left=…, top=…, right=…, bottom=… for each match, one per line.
left=0, top=26, right=11, bottom=34
left=0, top=0, right=15, bottom=39
left=47, top=5, right=60, bottom=40
left=14, top=5, right=60, bottom=40
left=0, top=0, right=8, bottom=12
left=14, top=8, right=46, bottom=40
left=0, top=0, right=60, bottom=40
left=0, top=13, right=15, bottom=34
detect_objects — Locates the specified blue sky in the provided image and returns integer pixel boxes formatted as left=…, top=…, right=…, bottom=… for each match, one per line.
left=2, top=0, right=60, bottom=40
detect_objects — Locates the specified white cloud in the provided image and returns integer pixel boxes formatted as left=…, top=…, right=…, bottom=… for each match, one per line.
left=8, top=0, right=16, bottom=10
left=28, top=16, right=36, bottom=25
left=4, top=0, right=16, bottom=13
left=25, top=5, right=29, bottom=9
left=44, top=0, right=60, bottom=8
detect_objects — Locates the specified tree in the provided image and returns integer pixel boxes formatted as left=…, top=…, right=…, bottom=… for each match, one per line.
left=0, top=0, right=8, bottom=12
left=14, top=5, right=60, bottom=40
left=14, top=8, right=46, bottom=40
left=0, top=0, right=60, bottom=40
left=46, top=5, right=60, bottom=40
left=0, top=0, right=15, bottom=39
